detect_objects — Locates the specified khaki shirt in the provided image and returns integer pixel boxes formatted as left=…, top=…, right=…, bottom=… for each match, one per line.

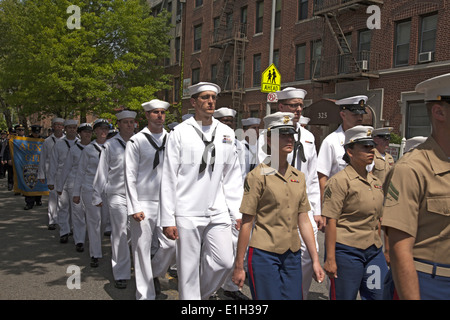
left=372, top=149, right=395, bottom=184
left=382, top=137, right=450, bottom=264
left=240, top=162, right=311, bottom=254
left=322, top=165, right=384, bottom=250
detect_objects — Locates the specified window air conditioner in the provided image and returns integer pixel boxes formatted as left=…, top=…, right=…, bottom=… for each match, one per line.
left=358, top=60, right=368, bottom=71
left=418, top=51, right=433, bottom=63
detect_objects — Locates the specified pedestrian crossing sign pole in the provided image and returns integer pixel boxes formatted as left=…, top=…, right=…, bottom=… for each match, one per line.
left=261, top=63, right=281, bottom=93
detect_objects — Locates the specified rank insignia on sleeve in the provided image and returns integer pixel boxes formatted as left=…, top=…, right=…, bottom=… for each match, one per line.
left=244, top=178, right=250, bottom=192
left=324, top=186, right=332, bottom=199
left=386, top=182, right=399, bottom=201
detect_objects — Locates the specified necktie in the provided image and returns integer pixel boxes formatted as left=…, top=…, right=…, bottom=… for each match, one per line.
left=191, top=125, right=217, bottom=174
left=143, top=133, right=166, bottom=169
left=291, top=129, right=306, bottom=166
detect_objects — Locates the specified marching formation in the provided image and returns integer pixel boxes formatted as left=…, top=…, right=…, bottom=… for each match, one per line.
left=1, top=73, right=449, bottom=300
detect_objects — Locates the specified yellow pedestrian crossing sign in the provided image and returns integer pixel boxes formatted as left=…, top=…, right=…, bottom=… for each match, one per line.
left=261, top=63, right=281, bottom=93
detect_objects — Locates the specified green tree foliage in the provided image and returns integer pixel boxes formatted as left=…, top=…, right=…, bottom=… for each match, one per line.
left=0, top=0, right=172, bottom=123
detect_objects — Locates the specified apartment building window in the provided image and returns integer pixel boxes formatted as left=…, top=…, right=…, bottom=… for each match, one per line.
left=394, top=20, right=411, bottom=67
left=311, top=40, right=322, bottom=78
left=298, top=0, right=308, bottom=21
left=419, top=14, right=437, bottom=55
left=295, top=44, right=306, bottom=80
left=256, top=1, right=264, bottom=34
left=213, top=17, right=220, bottom=42
left=406, top=101, right=431, bottom=138
left=175, top=37, right=180, bottom=64
left=194, top=24, right=202, bottom=52
left=275, top=0, right=281, bottom=29
left=195, top=0, right=203, bottom=8
left=174, top=77, right=180, bottom=102
left=273, top=49, right=280, bottom=69
left=192, top=68, right=200, bottom=85
left=211, top=64, right=218, bottom=85
left=253, top=54, right=261, bottom=86
left=241, top=6, right=248, bottom=36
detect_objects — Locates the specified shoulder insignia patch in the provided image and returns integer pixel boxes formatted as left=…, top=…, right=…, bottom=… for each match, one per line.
left=244, top=178, right=250, bottom=192
left=324, top=186, right=332, bottom=199
left=386, top=182, right=399, bottom=201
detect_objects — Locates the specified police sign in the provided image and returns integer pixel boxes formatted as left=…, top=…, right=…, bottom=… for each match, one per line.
left=261, top=63, right=281, bottom=93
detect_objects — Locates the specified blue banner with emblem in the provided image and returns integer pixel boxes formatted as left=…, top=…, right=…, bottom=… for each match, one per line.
left=8, top=136, right=49, bottom=196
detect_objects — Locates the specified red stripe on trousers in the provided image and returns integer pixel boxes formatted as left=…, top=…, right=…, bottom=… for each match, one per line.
left=247, top=247, right=258, bottom=300
left=329, top=277, right=336, bottom=300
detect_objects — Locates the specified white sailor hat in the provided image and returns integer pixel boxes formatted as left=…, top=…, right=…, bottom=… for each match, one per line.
left=344, top=125, right=375, bottom=146
left=182, top=113, right=194, bottom=121
left=336, top=95, right=368, bottom=114
left=213, top=107, right=236, bottom=118
left=242, top=117, right=261, bottom=127
left=372, top=127, right=393, bottom=137
left=141, top=99, right=170, bottom=111
left=64, top=119, right=78, bottom=126
left=188, top=82, right=221, bottom=97
left=415, top=73, right=450, bottom=102
left=52, top=117, right=65, bottom=124
left=93, top=118, right=109, bottom=129
left=167, top=122, right=179, bottom=130
left=116, top=110, right=137, bottom=120
left=263, top=112, right=297, bottom=134
left=77, top=123, right=93, bottom=132
left=404, top=136, right=427, bottom=153
left=299, top=116, right=310, bottom=125
left=276, top=87, right=307, bottom=100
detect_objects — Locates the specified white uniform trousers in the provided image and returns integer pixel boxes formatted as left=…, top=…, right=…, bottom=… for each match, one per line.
left=151, top=226, right=177, bottom=278
left=176, top=213, right=234, bottom=300
left=47, top=189, right=58, bottom=225
left=299, top=211, right=319, bottom=299
left=67, top=187, right=86, bottom=245
left=57, top=188, right=72, bottom=237
left=81, top=189, right=104, bottom=259
left=101, top=195, right=112, bottom=234
left=221, top=217, right=239, bottom=292
left=130, top=200, right=158, bottom=300
left=107, top=193, right=131, bottom=281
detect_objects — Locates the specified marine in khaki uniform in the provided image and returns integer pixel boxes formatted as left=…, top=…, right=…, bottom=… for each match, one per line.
left=369, top=127, right=395, bottom=184
left=232, top=112, right=324, bottom=300
left=382, top=73, right=450, bottom=300
left=322, top=125, right=388, bottom=300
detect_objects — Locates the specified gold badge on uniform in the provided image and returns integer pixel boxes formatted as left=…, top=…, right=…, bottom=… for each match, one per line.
left=283, top=116, right=290, bottom=124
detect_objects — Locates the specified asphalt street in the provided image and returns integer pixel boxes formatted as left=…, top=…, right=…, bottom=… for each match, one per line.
left=0, top=177, right=328, bottom=301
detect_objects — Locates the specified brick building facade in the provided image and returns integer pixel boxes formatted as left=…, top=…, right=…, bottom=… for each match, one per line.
left=153, top=0, right=450, bottom=145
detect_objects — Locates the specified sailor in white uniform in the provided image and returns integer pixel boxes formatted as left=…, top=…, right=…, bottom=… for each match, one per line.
left=240, top=117, right=260, bottom=174
left=73, top=119, right=110, bottom=268
left=258, top=87, right=322, bottom=299
left=56, top=123, right=92, bottom=253
left=317, top=95, right=367, bottom=204
left=38, top=117, right=65, bottom=230
left=160, top=82, right=243, bottom=300
left=48, top=119, right=78, bottom=243
left=93, top=110, right=136, bottom=289
left=124, top=100, right=175, bottom=300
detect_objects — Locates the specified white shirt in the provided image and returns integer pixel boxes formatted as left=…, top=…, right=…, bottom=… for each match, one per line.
left=242, top=139, right=258, bottom=175
left=124, top=127, right=168, bottom=215
left=317, top=125, right=346, bottom=179
left=73, top=140, right=105, bottom=197
left=47, top=137, right=77, bottom=186
left=257, top=123, right=321, bottom=216
left=159, top=117, right=243, bottom=226
left=37, top=133, right=65, bottom=180
left=93, top=134, right=130, bottom=205
left=56, top=142, right=86, bottom=192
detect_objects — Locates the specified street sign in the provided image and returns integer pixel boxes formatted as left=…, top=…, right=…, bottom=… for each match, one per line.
left=261, top=63, right=281, bottom=93
left=267, top=92, right=278, bottom=103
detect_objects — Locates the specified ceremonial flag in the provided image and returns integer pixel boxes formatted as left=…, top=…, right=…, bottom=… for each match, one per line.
left=9, top=136, right=49, bottom=196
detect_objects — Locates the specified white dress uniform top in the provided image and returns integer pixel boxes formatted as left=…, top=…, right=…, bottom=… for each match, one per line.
left=37, top=117, right=65, bottom=227
left=124, top=100, right=175, bottom=300
left=56, top=124, right=92, bottom=248
left=160, top=83, right=244, bottom=300
left=241, top=117, right=260, bottom=174
left=93, top=114, right=134, bottom=285
left=73, top=133, right=108, bottom=260
left=48, top=119, right=78, bottom=239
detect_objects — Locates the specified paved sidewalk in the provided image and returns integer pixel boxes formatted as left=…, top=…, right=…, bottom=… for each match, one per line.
left=0, top=178, right=328, bottom=300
